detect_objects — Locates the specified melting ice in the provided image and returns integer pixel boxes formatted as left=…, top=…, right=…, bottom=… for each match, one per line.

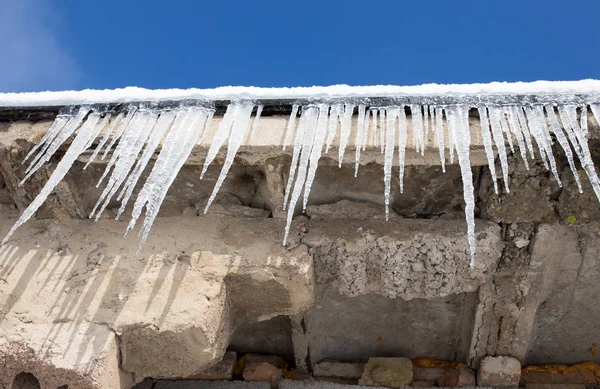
left=4, top=96, right=600, bottom=268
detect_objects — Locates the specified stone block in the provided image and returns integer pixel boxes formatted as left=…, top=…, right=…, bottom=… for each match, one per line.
left=412, top=380, right=435, bottom=387
left=186, top=351, right=237, bottom=380
left=313, top=360, right=366, bottom=380
left=0, top=216, right=313, bottom=383
left=359, top=357, right=413, bottom=388
left=243, top=362, right=283, bottom=388
left=155, top=380, right=271, bottom=389
left=526, top=385, right=588, bottom=389
left=437, top=368, right=476, bottom=387
left=477, top=356, right=521, bottom=387
left=413, top=367, right=446, bottom=382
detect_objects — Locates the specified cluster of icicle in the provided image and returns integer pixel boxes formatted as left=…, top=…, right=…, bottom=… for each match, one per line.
left=3, top=100, right=600, bottom=267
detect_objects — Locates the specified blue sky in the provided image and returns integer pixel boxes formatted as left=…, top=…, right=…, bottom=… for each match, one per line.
left=2, top=0, right=600, bottom=92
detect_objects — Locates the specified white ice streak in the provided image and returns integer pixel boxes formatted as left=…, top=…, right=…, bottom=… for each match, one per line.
left=384, top=108, right=397, bottom=220
left=338, top=104, right=354, bottom=166
left=487, top=106, right=511, bottom=192
left=21, top=107, right=90, bottom=184
left=115, top=110, right=178, bottom=219
left=127, top=107, right=212, bottom=251
left=6, top=94, right=600, bottom=269
left=434, top=106, right=446, bottom=173
left=284, top=106, right=318, bottom=245
left=283, top=110, right=308, bottom=210
left=558, top=105, right=600, bottom=201
left=354, top=104, right=366, bottom=177
left=447, top=106, right=476, bottom=268
left=303, top=104, right=329, bottom=211
left=3, top=108, right=98, bottom=244
left=283, top=104, right=299, bottom=151
left=90, top=110, right=158, bottom=220
left=325, top=104, right=340, bottom=153
left=397, top=106, right=408, bottom=193
left=478, top=106, right=498, bottom=194
left=204, top=101, right=254, bottom=213
left=546, top=106, right=582, bottom=192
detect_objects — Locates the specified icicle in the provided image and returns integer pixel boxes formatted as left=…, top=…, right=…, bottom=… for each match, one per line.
left=115, top=110, right=178, bottom=219
left=101, top=107, right=138, bottom=160
left=84, top=112, right=124, bottom=169
left=127, top=107, right=212, bottom=250
left=283, top=111, right=308, bottom=211
left=448, top=106, right=476, bottom=268
left=558, top=105, right=600, bottom=202
left=487, top=105, right=511, bottom=193
left=283, top=106, right=318, bottom=245
left=379, top=109, right=386, bottom=154
left=22, top=115, right=68, bottom=164
left=383, top=108, right=397, bottom=220
left=531, top=106, right=562, bottom=186
left=397, top=106, right=408, bottom=193
left=96, top=111, right=145, bottom=188
left=557, top=105, right=583, bottom=157
left=361, top=108, right=371, bottom=151
left=248, top=105, right=263, bottom=143
left=446, top=107, right=457, bottom=164
left=477, top=106, right=498, bottom=194
left=283, top=104, right=299, bottom=151
left=580, top=105, right=588, bottom=138
left=546, top=106, right=583, bottom=192
left=325, top=104, right=340, bottom=153
left=21, top=107, right=90, bottom=183
left=504, top=106, right=529, bottom=170
left=3, top=109, right=99, bottom=245
left=515, top=106, right=535, bottom=160
left=90, top=111, right=158, bottom=220
left=204, top=102, right=254, bottom=213
left=410, top=104, right=424, bottom=154
left=303, top=104, right=330, bottom=211
left=371, top=109, right=378, bottom=148
left=434, top=106, right=446, bottom=173
left=200, top=104, right=238, bottom=179
left=196, top=110, right=214, bottom=146
left=424, top=104, right=430, bottom=138
left=338, top=104, right=354, bottom=167
left=354, top=104, right=366, bottom=177
left=84, top=113, right=111, bottom=151
left=499, top=113, right=515, bottom=153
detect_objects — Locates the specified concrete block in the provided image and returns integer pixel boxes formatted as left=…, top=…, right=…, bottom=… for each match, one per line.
left=155, top=381, right=271, bottom=389
left=186, top=351, right=237, bottom=380
left=477, top=356, right=521, bottom=387
left=313, top=361, right=365, bottom=380
left=359, top=357, right=413, bottom=388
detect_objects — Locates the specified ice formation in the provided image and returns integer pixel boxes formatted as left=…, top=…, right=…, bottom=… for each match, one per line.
left=3, top=83, right=600, bottom=268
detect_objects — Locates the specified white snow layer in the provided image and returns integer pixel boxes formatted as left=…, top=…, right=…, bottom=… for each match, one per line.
left=3, top=82, right=600, bottom=268
left=2, top=79, right=600, bottom=107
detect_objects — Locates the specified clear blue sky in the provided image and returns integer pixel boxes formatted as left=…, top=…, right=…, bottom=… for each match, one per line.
left=2, top=0, right=600, bottom=92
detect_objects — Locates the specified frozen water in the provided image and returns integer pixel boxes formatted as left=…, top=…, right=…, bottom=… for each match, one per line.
left=4, top=86, right=600, bottom=266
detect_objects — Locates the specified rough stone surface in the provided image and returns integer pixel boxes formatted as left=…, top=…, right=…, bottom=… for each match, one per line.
left=526, top=385, right=588, bottom=389
left=313, top=361, right=366, bottom=380
left=525, top=223, right=600, bottom=365
left=0, top=322, right=132, bottom=389
left=413, top=368, right=446, bottom=382
left=0, top=216, right=313, bottom=384
left=186, top=351, right=237, bottom=380
left=477, top=356, right=521, bottom=387
left=155, top=380, right=271, bottom=389
left=243, top=362, right=283, bottom=388
left=229, top=316, right=295, bottom=362
left=359, top=357, right=413, bottom=388
left=310, top=218, right=503, bottom=299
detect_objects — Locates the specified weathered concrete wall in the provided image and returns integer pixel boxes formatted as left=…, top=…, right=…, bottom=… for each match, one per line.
left=1, top=112, right=600, bottom=388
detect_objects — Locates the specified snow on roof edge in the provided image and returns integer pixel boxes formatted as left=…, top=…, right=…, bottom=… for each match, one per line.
left=2, top=79, right=600, bottom=107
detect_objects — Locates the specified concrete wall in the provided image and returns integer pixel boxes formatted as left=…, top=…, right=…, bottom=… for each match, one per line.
left=1, top=111, right=600, bottom=388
